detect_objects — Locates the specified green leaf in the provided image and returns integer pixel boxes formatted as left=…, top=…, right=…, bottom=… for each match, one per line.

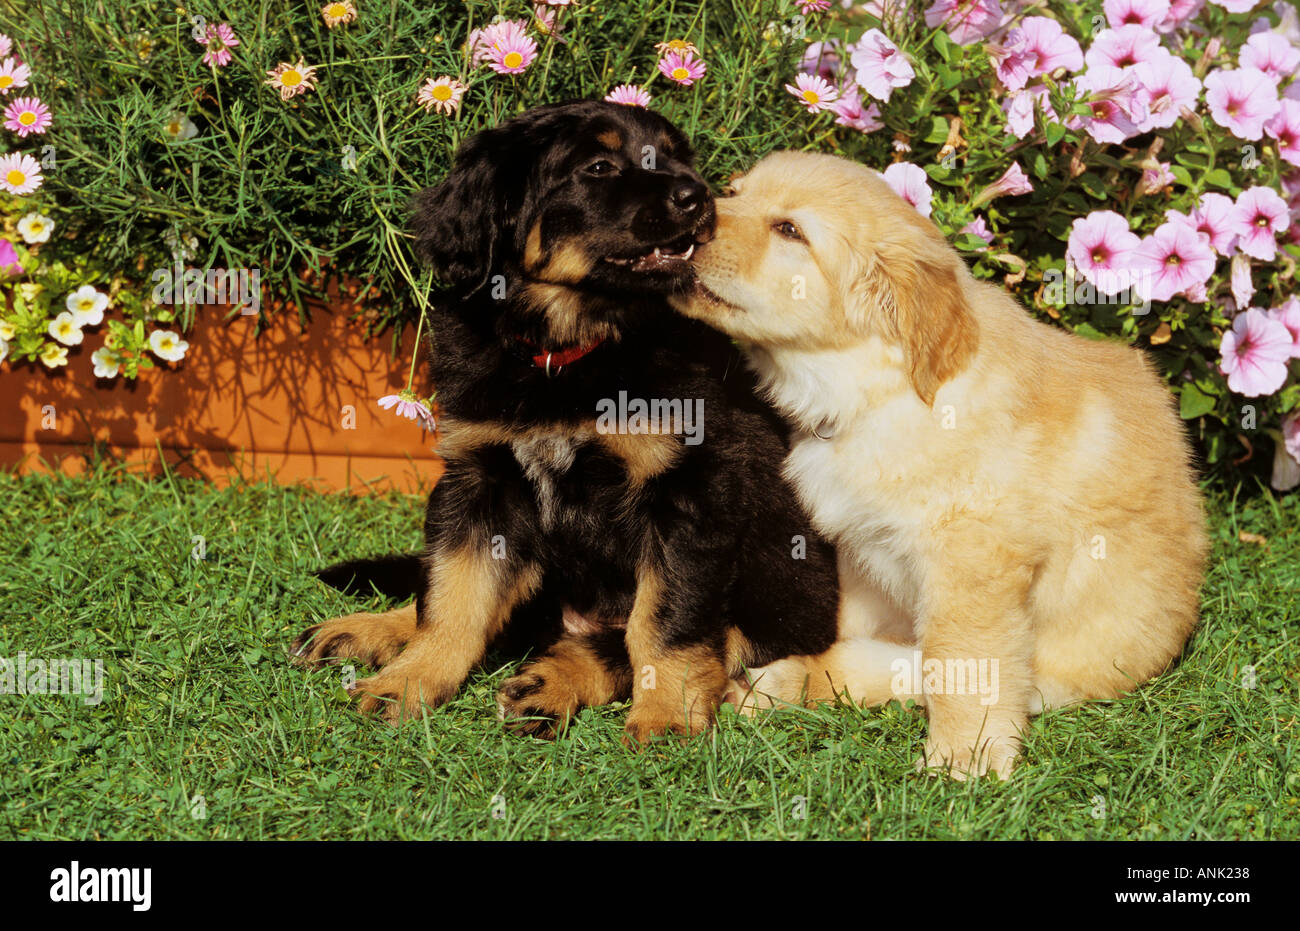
left=1171, top=165, right=1194, bottom=188
left=1033, top=152, right=1049, bottom=180
left=953, top=233, right=990, bottom=252
left=1179, top=383, right=1218, bottom=420
left=1045, top=122, right=1068, bottom=148
left=1078, top=173, right=1107, bottom=199
left=923, top=116, right=949, bottom=144
left=1073, top=322, right=1106, bottom=340
left=1203, top=168, right=1233, bottom=190
left=933, top=29, right=954, bottom=63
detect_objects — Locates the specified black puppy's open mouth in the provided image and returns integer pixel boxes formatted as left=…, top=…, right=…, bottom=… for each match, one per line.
left=602, top=233, right=697, bottom=274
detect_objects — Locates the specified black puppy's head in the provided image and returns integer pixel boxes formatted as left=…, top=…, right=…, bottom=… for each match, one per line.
left=411, top=101, right=715, bottom=339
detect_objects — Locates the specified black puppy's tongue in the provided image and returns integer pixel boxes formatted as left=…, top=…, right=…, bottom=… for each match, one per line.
left=631, top=242, right=695, bottom=273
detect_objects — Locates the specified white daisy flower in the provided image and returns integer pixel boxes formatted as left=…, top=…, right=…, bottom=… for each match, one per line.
left=17, top=212, right=53, bottom=244
left=91, top=346, right=121, bottom=378
left=149, top=329, right=189, bottom=362
left=66, top=285, right=108, bottom=326
left=49, top=311, right=84, bottom=346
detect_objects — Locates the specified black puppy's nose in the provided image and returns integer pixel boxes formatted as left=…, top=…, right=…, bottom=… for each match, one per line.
left=670, top=180, right=708, bottom=215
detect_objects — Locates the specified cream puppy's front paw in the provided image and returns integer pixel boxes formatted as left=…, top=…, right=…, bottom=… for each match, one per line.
left=722, top=659, right=809, bottom=715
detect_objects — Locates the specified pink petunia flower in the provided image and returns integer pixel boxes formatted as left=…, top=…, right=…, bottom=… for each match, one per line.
left=1204, top=67, right=1281, bottom=139
left=974, top=161, right=1033, bottom=205
left=658, top=50, right=706, bottom=86
left=800, top=41, right=845, bottom=84
left=1132, top=221, right=1217, bottom=302
left=1074, top=66, right=1142, bottom=144
left=1265, top=99, right=1300, bottom=166
left=1277, top=411, right=1300, bottom=491
left=1268, top=296, right=1300, bottom=358
left=197, top=23, right=239, bottom=69
left=1230, top=253, right=1255, bottom=310
left=1002, top=84, right=1058, bottom=139
left=1218, top=309, right=1292, bottom=397
left=1068, top=210, right=1141, bottom=295
left=1139, top=160, right=1177, bottom=194
left=881, top=162, right=933, bottom=218
left=850, top=28, right=915, bottom=102
left=1212, top=0, right=1265, bottom=13
left=1130, top=49, right=1202, bottom=131
left=1104, top=0, right=1170, bottom=29
left=2, top=95, right=50, bottom=137
left=1239, top=31, right=1300, bottom=84
left=604, top=84, right=652, bottom=107
left=378, top=392, right=437, bottom=432
left=830, top=84, right=884, bottom=133
left=1251, top=1, right=1300, bottom=46
left=1084, top=25, right=1162, bottom=70
left=0, top=238, right=20, bottom=275
left=1176, top=192, right=1242, bottom=255
left=924, top=0, right=1003, bottom=46
left=1158, top=0, right=1205, bottom=32
left=961, top=215, right=994, bottom=250
left=1233, top=186, right=1291, bottom=260
left=0, top=34, right=10, bottom=59
left=785, top=73, right=839, bottom=113
left=990, top=18, right=1083, bottom=91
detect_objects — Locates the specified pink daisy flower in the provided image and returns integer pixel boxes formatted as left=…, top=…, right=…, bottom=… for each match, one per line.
left=1074, top=66, right=1142, bottom=144
left=0, top=151, right=42, bottom=194
left=1067, top=210, right=1141, bottom=295
left=1084, top=25, right=1163, bottom=70
left=197, top=23, right=239, bottom=69
left=658, top=50, right=706, bottom=86
left=1265, top=99, right=1300, bottom=166
left=604, top=84, right=652, bottom=107
left=991, top=18, right=1084, bottom=91
left=0, top=58, right=30, bottom=95
left=850, top=28, right=915, bottom=103
left=0, top=34, right=10, bottom=58
left=3, top=95, right=50, bottom=137
left=1233, top=186, right=1291, bottom=260
left=1218, top=309, right=1293, bottom=397
left=1239, top=31, right=1300, bottom=84
left=265, top=59, right=319, bottom=100
left=1130, top=49, right=1202, bottom=131
left=1204, top=68, right=1281, bottom=140
left=830, top=84, right=884, bottom=133
left=924, top=0, right=1003, bottom=46
left=881, top=163, right=934, bottom=218
left=1268, top=296, right=1300, bottom=358
left=797, top=0, right=833, bottom=12
left=469, top=21, right=527, bottom=65
left=486, top=26, right=538, bottom=75
left=378, top=392, right=437, bottom=432
left=1104, top=0, right=1170, bottom=28
left=785, top=73, right=839, bottom=113
left=416, top=76, right=467, bottom=115
left=1132, top=221, right=1216, bottom=302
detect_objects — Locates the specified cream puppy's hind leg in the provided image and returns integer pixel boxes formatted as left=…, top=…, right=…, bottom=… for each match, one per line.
left=724, top=637, right=923, bottom=712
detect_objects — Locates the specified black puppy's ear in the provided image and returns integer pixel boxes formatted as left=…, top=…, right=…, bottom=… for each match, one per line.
left=410, top=127, right=521, bottom=288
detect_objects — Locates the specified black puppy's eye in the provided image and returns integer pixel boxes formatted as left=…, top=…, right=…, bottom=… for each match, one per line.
left=773, top=220, right=805, bottom=242
left=585, top=159, right=619, bottom=176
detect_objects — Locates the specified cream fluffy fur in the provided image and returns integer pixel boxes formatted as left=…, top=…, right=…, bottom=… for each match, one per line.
left=672, top=151, right=1207, bottom=779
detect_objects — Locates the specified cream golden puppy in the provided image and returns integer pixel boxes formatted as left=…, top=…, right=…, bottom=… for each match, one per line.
left=672, top=151, right=1206, bottom=779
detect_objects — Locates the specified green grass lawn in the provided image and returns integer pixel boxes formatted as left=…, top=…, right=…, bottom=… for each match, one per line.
left=1, top=464, right=1296, bottom=840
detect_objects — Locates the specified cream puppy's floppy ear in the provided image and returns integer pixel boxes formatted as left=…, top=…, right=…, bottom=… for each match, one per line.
left=845, top=219, right=979, bottom=407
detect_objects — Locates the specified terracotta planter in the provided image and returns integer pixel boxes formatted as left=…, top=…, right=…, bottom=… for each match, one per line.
left=0, top=302, right=443, bottom=494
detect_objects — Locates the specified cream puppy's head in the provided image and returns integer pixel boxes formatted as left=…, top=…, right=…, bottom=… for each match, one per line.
left=674, top=150, right=978, bottom=405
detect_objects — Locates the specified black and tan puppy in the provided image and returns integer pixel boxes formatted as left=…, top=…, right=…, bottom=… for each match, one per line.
left=292, top=101, right=839, bottom=742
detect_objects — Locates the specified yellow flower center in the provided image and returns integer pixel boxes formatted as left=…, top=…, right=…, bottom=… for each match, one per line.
left=57, top=322, right=71, bottom=335
left=672, top=66, right=689, bottom=80
left=0, top=76, right=12, bottom=89
left=668, top=40, right=688, bottom=50
left=78, top=299, right=93, bottom=311
left=503, top=51, right=523, bottom=68
left=18, top=111, right=35, bottom=125
left=327, top=3, right=347, bottom=15
left=29, top=221, right=43, bottom=232
left=802, top=90, right=820, bottom=104
left=159, top=337, right=175, bottom=350
left=282, top=69, right=302, bottom=87
left=168, top=120, right=182, bottom=134
left=432, top=84, right=452, bottom=101
left=6, top=169, right=26, bottom=186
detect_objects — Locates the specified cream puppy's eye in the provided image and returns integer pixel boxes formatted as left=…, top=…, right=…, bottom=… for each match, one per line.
left=773, top=220, right=806, bottom=242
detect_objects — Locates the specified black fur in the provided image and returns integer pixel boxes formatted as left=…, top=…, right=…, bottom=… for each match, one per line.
left=308, top=101, right=841, bottom=731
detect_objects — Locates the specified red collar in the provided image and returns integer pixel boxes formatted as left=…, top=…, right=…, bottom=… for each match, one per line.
left=515, top=336, right=606, bottom=375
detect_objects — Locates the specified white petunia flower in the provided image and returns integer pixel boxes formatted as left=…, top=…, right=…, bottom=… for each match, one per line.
left=91, top=346, right=121, bottom=378
left=66, top=285, right=108, bottom=326
left=149, top=329, right=189, bottom=362
left=0, top=336, right=8, bottom=365
left=17, top=212, right=53, bottom=244
left=48, top=311, right=84, bottom=346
